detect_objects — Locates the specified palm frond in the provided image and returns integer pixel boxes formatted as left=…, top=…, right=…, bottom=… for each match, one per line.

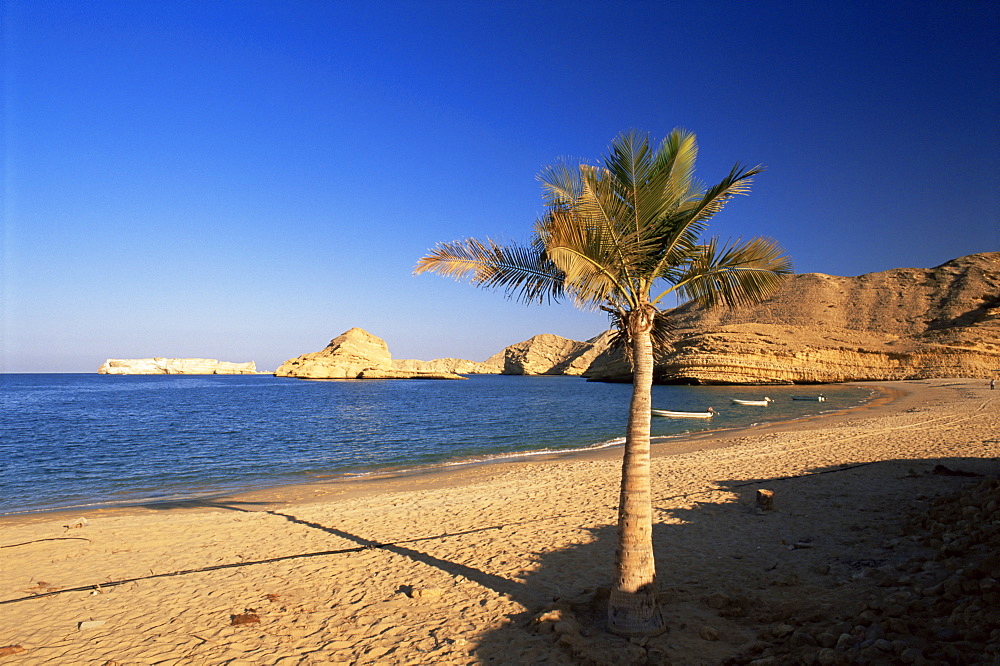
left=654, top=128, right=698, bottom=208
left=537, top=160, right=584, bottom=208
left=540, top=207, right=632, bottom=310
left=604, top=130, right=649, bottom=196
left=576, top=164, right=631, bottom=236
left=684, top=162, right=763, bottom=226
left=646, top=161, right=762, bottom=281
left=414, top=237, right=565, bottom=305
left=578, top=132, right=689, bottom=277
left=672, top=237, right=792, bottom=308
left=603, top=132, right=673, bottom=239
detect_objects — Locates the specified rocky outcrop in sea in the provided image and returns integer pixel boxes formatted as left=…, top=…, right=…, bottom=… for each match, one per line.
left=274, top=328, right=469, bottom=380
left=392, top=355, right=504, bottom=375
left=98, top=358, right=258, bottom=375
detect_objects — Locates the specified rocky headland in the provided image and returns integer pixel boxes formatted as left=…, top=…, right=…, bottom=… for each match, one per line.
left=98, top=358, right=258, bottom=375
left=275, top=253, right=998, bottom=385
left=392, top=353, right=504, bottom=375
left=499, top=332, right=614, bottom=376
left=582, top=252, right=999, bottom=384
left=272, top=329, right=611, bottom=381
left=274, top=328, right=472, bottom=380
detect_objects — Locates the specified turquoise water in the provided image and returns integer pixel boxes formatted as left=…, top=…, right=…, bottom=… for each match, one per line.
left=0, top=374, right=872, bottom=515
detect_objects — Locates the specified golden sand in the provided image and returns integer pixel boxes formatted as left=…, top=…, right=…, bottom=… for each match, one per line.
left=1, top=379, right=996, bottom=664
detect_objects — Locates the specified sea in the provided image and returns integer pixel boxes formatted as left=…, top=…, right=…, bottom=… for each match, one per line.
left=0, top=373, right=873, bottom=516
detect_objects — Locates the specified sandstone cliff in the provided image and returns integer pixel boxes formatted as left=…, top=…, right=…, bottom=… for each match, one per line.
left=275, top=328, right=467, bottom=380
left=585, top=252, right=1000, bottom=384
left=500, top=332, right=614, bottom=375
left=391, top=355, right=503, bottom=375
left=98, top=358, right=258, bottom=375
left=391, top=332, right=609, bottom=377
left=273, top=254, right=999, bottom=384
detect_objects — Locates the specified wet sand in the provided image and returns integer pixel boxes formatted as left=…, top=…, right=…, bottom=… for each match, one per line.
left=1, top=378, right=996, bottom=664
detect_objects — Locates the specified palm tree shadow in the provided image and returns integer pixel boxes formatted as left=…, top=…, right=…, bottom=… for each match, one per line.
left=471, top=455, right=998, bottom=665
left=129, top=498, right=526, bottom=597
left=129, top=455, right=995, bottom=664
left=137, top=497, right=273, bottom=512
left=263, top=509, right=525, bottom=599
left=256, top=508, right=628, bottom=660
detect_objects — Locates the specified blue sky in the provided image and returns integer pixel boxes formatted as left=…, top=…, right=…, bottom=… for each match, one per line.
left=3, top=1, right=997, bottom=373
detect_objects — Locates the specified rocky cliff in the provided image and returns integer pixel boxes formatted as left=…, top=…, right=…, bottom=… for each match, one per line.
left=275, top=328, right=467, bottom=380
left=392, top=332, right=611, bottom=376
left=391, top=355, right=504, bottom=375
left=98, top=358, right=258, bottom=375
left=585, top=252, right=1000, bottom=384
left=500, top=332, right=614, bottom=375
left=271, top=254, right=999, bottom=385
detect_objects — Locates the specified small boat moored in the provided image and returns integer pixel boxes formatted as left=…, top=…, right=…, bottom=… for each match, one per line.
left=791, top=395, right=826, bottom=401
left=652, top=407, right=716, bottom=418
left=731, top=397, right=773, bottom=406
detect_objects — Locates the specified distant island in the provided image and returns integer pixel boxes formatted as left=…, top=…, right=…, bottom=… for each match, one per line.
left=98, top=358, right=259, bottom=375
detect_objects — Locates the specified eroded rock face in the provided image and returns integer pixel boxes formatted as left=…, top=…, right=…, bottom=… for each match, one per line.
left=501, top=333, right=608, bottom=375
left=98, top=359, right=258, bottom=375
left=585, top=252, right=1000, bottom=384
left=392, top=333, right=612, bottom=377
left=392, top=356, right=503, bottom=375
left=564, top=331, right=617, bottom=375
left=274, top=328, right=394, bottom=379
left=275, top=328, right=465, bottom=380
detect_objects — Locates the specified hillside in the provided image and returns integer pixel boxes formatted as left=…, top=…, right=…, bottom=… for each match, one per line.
left=585, top=252, right=1000, bottom=384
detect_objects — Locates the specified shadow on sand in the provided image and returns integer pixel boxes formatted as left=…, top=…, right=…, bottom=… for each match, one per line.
left=140, top=455, right=999, bottom=664
left=469, top=454, right=998, bottom=665
left=5, top=456, right=995, bottom=664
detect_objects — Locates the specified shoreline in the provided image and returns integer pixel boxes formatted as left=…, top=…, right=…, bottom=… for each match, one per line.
left=2, top=382, right=887, bottom=526
left=1, top=375, right=870, bottom=521
left=0, top=379, right=1000, bottom=666
left=2, top=378, right=996, bottom=664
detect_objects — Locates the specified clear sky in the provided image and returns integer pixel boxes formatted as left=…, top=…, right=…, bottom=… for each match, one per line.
left=2, top=1, right=997, bottom=373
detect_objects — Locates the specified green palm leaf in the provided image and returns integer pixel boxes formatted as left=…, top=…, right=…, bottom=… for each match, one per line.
left=414, top=237, right=564, bottom=305
left=672, top=236, right=792, bottom=308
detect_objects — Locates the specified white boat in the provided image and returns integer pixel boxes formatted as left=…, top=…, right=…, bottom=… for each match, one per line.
left=731, top=397, right=772, bottom=406
left=652, top=407, right=716, bottom=418
left=791, top=395, right=826, bottom=401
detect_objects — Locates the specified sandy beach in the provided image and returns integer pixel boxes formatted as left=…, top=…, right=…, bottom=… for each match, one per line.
left=1, top=378, right=997, bottom=665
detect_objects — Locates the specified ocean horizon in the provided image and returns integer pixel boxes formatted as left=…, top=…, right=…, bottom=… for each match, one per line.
left=1, top=373, right=872, bottom=516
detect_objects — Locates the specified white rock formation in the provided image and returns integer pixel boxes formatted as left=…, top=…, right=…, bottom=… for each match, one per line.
left=98, top=358, right=258, bottom=375
left=500, top=333, right=610, bottom=375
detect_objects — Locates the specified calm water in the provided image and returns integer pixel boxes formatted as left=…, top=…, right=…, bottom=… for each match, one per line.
left=0, top=374, right=872, bottom=515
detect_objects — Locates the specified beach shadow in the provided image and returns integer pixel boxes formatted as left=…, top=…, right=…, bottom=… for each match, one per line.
left=137, top=497, right=273, bottom=512
left=470, top=455, right=998, bottom=665
left=5, top=456, right=995, bottom=664
left=0, top=501, right=571, bottom=607
left=263, top=509, right=524, bottom=598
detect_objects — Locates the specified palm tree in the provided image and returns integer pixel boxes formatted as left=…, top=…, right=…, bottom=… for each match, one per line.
left=415, top=129, right=792, bottom=636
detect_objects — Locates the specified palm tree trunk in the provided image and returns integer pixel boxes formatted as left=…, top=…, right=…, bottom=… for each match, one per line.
left=607, top=309, right=665, bottom=636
